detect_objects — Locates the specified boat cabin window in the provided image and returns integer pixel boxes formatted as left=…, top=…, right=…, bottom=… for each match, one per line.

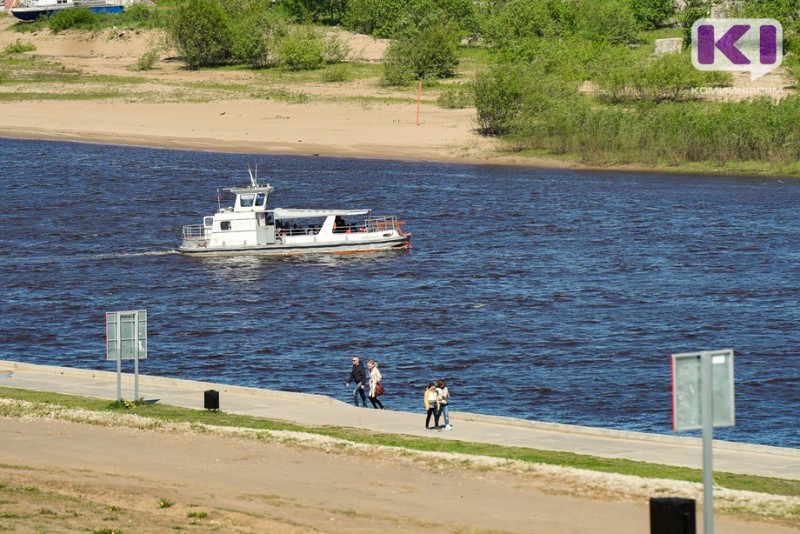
left=203, top=216, right=213, bottom=227
left=221, top=221, right=231, bottom=231
left=255, top=193, right=266, bottom=207
left=240, top=194, right=255, bottom=207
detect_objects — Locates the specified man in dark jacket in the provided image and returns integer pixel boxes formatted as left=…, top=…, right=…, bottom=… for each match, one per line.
left=345, top=356, right=368, bottom=407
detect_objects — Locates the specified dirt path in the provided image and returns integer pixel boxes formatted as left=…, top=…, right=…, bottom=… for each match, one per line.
left=2, top=416, right=798, bottom=533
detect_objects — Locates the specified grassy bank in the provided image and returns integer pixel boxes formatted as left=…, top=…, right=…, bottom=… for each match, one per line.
left=1, top=386, right=798, bottom=500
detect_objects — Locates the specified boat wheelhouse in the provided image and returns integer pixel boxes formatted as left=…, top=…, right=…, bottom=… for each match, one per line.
left=179, top=169, right=411, bottom=256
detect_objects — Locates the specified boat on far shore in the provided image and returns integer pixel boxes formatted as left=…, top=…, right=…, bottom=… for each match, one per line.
left=10, top=0, right=127, bottom=21
left=179, top=168, right=412, bottom=256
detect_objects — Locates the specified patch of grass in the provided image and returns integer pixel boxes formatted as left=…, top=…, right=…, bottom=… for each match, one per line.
left=322, top=64, right=351, bottom=83
left=0, top=92, right=124, bottom=102
left=437, top=84, right=473, bottom=109
left=251, top=88, right=310, bottom=103
left=157, top=498, right=174, bottom=509
left=1, top=386, right=797, bottom=498
left=186, top=511, right=207, bottom=518
left=2, top=39, right=37, bottom=55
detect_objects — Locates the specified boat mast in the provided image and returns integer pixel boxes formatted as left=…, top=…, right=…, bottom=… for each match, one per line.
left=248, top=164, right=258, bottom=188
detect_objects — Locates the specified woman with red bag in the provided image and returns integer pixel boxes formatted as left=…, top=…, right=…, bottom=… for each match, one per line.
left=367, top=359, right=386, bottom=410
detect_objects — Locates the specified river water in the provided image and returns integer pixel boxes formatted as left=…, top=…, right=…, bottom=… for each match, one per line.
left=1, top=137, right=797, bottom=448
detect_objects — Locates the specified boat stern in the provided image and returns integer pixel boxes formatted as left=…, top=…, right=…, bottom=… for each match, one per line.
left=180, top=224, right=209, bottom=252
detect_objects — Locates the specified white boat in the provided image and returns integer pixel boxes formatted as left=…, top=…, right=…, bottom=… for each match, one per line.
left=10, top=0, right=126, bottom=21
left=179, top=169, right=411, bottom=256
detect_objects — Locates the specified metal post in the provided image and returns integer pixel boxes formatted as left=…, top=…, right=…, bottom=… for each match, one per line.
left=134, top=313, right=139, bottom=401
left=701, top=352, right=714, bottom=534
left=115, top=315, right=122, bottom=402
left=134, top=356, right=139, bottom=400
left=116, top=341, right=122, bottom=401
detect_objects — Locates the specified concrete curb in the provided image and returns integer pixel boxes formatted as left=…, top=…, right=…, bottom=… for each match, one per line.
left=2, top=360, right=797, bottom=459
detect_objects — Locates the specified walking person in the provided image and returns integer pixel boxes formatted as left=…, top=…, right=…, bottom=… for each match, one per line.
left=367, top=359, right=386, bottom=409
left=436, top=379, right=452, bottom=430
left=424, top=382, right=440, bottom=430
left=345, top=356, right=368, bottom=407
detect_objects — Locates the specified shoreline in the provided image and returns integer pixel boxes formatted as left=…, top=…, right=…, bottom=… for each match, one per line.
left=3, top=128, right=797, bottom=180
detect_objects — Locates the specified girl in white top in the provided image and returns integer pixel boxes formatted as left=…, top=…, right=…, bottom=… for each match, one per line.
left=367, top=359, right=386, bottom=410
left=436, top=379, right=452, bottom=430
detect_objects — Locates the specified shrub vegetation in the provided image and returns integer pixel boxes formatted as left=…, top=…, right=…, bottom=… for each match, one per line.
left=382, top=21, right=460, bottom=85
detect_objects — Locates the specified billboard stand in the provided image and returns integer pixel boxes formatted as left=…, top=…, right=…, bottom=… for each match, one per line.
left=106, top=310, right=148, bottom=402
left=672, top=349, right=735, bottom=534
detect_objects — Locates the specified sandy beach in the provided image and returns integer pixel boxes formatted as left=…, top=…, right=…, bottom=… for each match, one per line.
left=0, top=16, right=591, bottom=169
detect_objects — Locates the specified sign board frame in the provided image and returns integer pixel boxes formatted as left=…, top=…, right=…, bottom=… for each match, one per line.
left=105, top=310, right=147, bottom=401
left=106, top=310, right=147, bottom=361
left=672, top=349, right=735, bottom=431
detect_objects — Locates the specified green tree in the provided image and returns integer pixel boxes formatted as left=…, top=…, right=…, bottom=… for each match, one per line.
left=382, top=21, right=459, bottom=85
left=574, top=0, right=640, bottom=45
left=282, top=0, right=348, bottom=24
left=229, top=0, right=287, bottom=68
left=167, top=0, right=232, bottom=69
left=482, top=0, right=573, bottom=48
left=345, top=0, right=476, bottom=38
left=630, top=0, right=676, bottom=30
left=473, top=63, right=529, bottom=135
left=678, top=0, right=711, bottom=46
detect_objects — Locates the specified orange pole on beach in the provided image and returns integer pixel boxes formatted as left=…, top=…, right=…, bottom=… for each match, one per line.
left=416, top=82, right=422, bottom=126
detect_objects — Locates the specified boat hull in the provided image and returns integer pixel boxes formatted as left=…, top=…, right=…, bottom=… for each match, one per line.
left=11, top=4, right=124, bottom=20
left=178, top=236, right=411, bottom=256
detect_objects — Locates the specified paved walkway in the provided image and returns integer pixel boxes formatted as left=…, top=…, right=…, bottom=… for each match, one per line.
left=1, top=360, right=797, bottom=481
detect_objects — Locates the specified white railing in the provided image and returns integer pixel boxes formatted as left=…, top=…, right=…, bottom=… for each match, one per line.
left=182, top=224, right=207, bottom=241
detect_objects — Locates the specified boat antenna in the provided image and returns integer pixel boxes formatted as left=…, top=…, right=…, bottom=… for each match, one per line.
left=248, top=163, right=258, bottom=188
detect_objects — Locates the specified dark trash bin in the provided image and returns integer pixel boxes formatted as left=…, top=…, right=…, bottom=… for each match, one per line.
left=650, top=497, right=696, bottom=534
left=204, top=389, right=219, bottom=411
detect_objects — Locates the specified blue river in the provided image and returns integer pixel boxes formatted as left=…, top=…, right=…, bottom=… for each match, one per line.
left=0, top=137, right=797, bottom=448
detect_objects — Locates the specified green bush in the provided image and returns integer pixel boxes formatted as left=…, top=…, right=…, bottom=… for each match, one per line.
left=678, top=0, right=711, bottom=46
left=120, top=3, right=164, bottom=28
left=279, top=25, right=325, bottom=70
left=591, top=48, right=731, bottom=102
left=630, top=0, right=677, bottom=30
left=344, top=0, right=405, bottom=37
left=382, top=21, right=459, bottom=86
left=482, top=0, right=573, bottom=48
left=345, top=0, right=476, bottom=39
left=437, top=84, right=473, bottom=109
left=49, top=8, right=101, bottom=33
left=784, top=53, right=800, bottom=87
left=228, top=1, right=286, bottom=69
left=323, top=32, right=350, bottom=64
left=473, top=63, right=529, bottom=135
left=3, top=39, right=37, bottom=55
left=136, top=48, right=160, bottom=70
left=167, top=0, right=232, bottom=69
left=322, top=63, right=351, bottom=82
left=490, top=94, right=800, bottom=165
left=280, top=0, right=348, bottom=24
left=574, top=0, right=640, bottom=45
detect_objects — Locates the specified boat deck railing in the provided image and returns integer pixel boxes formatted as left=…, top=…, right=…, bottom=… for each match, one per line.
left=182, top=224, right=207, bottom=241
left=364, top=216, right=406, bottom=234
